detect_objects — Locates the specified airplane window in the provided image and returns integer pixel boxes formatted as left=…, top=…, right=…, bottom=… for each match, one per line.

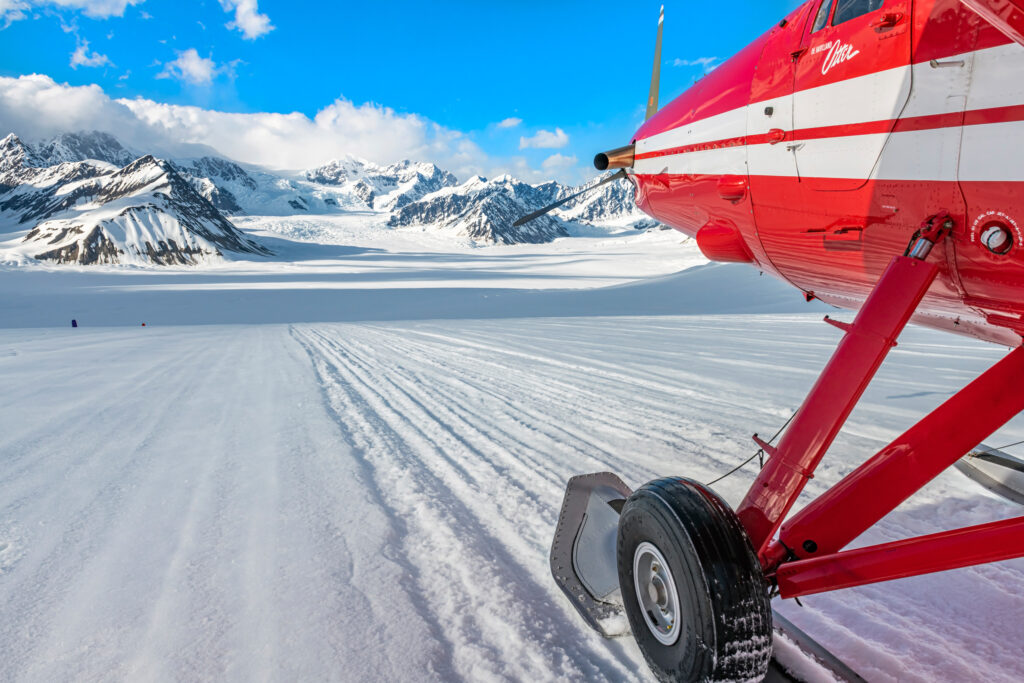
left=832, top=0, right=884, bottom=25
left=811, top=0, right=835, bottom=32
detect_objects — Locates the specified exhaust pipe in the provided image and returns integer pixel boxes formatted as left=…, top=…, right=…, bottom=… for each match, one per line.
left=593, top=144, right=635, bottom=171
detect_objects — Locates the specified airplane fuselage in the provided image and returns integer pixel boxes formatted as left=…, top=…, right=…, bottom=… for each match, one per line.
left=631, top=0, right=1024, bottom=346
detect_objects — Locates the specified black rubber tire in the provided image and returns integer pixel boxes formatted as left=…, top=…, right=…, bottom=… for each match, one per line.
left=617, top=477, right=772, bottom=682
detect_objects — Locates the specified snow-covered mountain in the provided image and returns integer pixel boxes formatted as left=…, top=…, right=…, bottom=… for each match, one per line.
left=0, top=129, right=660, bottom=263
left=387, top=175, right=568, bottom=245
left=28, top=131, right=137, bottom=168
left=306, top=157, right=459, bottom=211
left=385, top=172, right=660, bottom=245
left=170, top=156, right=258, bottom=215
left=0, top=134, right=268, bottom=265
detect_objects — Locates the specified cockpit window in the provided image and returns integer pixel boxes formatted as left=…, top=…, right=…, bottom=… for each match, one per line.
left=832, top=0, right=884, bottom=26
left=811, top=0, right=835, bottom=32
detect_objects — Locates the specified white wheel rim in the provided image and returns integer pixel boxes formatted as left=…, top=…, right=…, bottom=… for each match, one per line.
left=633, top=541, right=681, bottom=645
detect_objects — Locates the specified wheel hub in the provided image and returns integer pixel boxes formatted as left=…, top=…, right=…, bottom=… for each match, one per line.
left=633, top=541, right=681, bottom=645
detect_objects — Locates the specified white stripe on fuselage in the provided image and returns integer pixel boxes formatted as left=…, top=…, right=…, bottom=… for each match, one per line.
left=634, top=43, right=1024, bottom=182
left=637, top=122, right=1024, bottom=182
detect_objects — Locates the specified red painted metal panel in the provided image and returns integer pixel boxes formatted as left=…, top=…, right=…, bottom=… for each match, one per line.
left=631, top=172, right=1024, bottom=345
left=776, top=515, right=1024, bottom=597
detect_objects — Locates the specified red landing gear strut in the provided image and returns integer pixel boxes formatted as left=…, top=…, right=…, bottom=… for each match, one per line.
left=549, top=213, right=1024, bottom=682
left=736, top=213, right=1024, bottom=596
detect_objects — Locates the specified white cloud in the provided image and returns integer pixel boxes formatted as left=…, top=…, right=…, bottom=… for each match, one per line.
left=50, top=0, right=142, bottom=17
left=158, top=49, right=217, bottom=86
left=70, top=40, right=112, bottom=69
left=0, top=75, right=470, bottom=177
left=518, top=127, right=569, bottom=150
left=2, top=0, right=143, bottom=27
left=218, top=0, right=272, bottom=40
left=673, top=56, right=721, bottom=73
left=541, top=153, right=577, bottom=173
left=496, top=117, right=521, bottom=129
left=0, top=0, right=29, bottom=26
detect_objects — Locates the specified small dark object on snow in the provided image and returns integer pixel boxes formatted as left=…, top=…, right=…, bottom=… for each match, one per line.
left=71, top=319, right=78, bottom=328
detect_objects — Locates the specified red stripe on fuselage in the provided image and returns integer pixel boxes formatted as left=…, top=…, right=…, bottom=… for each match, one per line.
left=634, top=104, right=1024, bottom=161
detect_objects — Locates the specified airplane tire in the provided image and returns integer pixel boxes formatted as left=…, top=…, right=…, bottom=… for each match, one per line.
left=617, top=477, right=772, bottom=682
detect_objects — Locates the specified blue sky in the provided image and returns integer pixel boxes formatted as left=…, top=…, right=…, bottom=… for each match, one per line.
left=0, top=0, right=802, bottom=181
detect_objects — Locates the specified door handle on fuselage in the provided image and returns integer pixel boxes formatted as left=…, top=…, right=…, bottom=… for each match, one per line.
left=871, top=13, right=904, bottom=30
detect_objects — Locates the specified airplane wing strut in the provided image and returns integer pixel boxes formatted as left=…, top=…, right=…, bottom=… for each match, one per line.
left=961, top=0, right=1024, bottom=47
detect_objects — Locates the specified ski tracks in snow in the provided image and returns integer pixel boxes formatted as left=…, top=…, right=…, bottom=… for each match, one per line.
left=291, top=318, right=1024, bottom=683
left=2, top=319, right=1024, bottom=682
left=291, top=324, right=644, bottom=681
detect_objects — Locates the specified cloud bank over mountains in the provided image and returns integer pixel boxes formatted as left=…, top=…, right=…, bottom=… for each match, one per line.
left=0, top=74, right=584, bottom=183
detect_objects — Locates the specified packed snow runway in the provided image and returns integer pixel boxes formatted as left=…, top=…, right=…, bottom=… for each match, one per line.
left=2, top=313, right=1024, bottom=682
left=2, top=222, right=1023, bottom=682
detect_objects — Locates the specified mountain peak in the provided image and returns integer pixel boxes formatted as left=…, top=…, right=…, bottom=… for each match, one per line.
left=32, top=130, right=137, bottom=167
left=0, top=133, right=31, bottom=172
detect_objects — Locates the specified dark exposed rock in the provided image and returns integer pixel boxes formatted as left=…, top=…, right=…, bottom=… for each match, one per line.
left=34, top=226, right=121, bottom=264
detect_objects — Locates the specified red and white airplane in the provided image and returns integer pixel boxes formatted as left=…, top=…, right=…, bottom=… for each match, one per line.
left=533, top=0, right=1024, bottom=680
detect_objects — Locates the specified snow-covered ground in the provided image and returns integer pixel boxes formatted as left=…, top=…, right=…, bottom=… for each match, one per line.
left=1, top=223, right=1023, bottom=682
